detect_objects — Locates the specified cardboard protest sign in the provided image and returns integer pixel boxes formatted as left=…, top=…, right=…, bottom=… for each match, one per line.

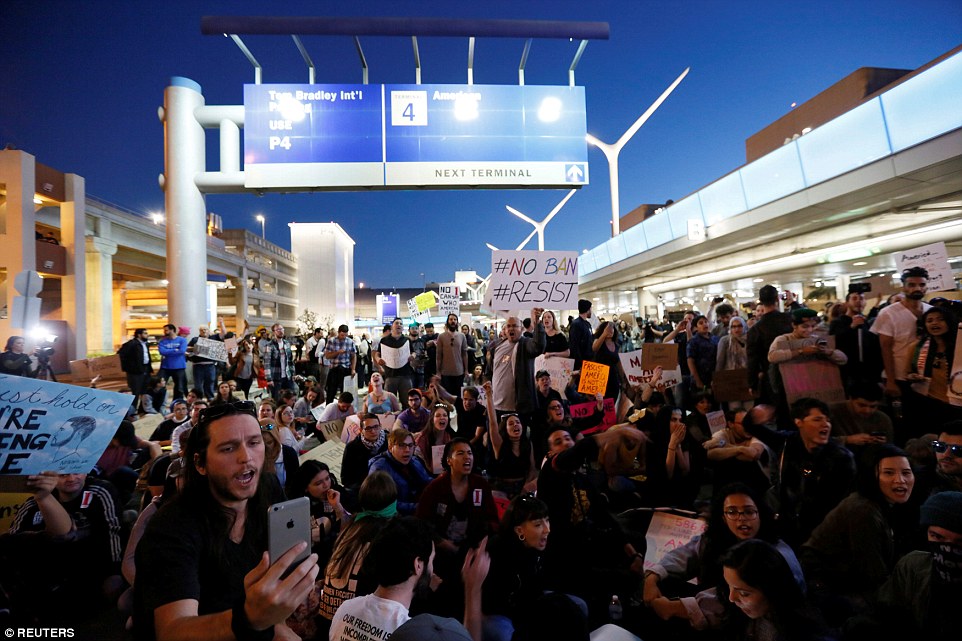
left=712, top=368, right=754, bottom=402
left=643, top=511, right=708, bottom=572
left=488, top=250, right=578, bottom=311
left=894, top=241, right=956, bottom=291
left=415, top=291, right=436, bottom=312
left=577, top=361, right=609, bottom=396
left=570, top=397, right=617, bottom=432
left=88, top=354, right=124, bottom=379
left=706, top=410, right=727, bottom=435
left=779, top=360, right=846, bottom=406
left=0, top=375, right=131, bottom=475
left=641, top=343, right=678, bottom=370
left=534, top=355, right=574, bottom=398
left=298, top=439, right=345, bottom=480
left=194, top=337, right=228, bottom=362
left=619, top=350, right=682, bottom=388
left=0, top=492, right=31, bottom=531
left=438, top=283, right=460, bottom=317
left=380, top=342, right=411, bottom=370
left=224, top=336, right=238, bottom=356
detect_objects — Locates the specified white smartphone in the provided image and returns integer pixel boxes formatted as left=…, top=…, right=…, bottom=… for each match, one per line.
left=268, top=496, right=311, bottom=577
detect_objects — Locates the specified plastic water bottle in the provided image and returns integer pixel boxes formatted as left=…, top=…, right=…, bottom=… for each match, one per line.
left=608, top=594, right=623, bottom=621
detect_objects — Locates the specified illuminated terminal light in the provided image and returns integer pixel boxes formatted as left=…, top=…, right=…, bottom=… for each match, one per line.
left=454, top=95, right=480, bottom=121
left=537, top=96, right=563, bottom=122
left=853, top=261, right=868, bottom=266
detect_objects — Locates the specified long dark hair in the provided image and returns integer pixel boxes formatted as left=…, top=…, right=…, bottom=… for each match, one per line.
left=292, top=460, right=341, bottom=501
left=918, top=306, right=958, bottom=375
left=179, top=408, right=271, bottom=569
left=720, top=540, right=826, bottom=641
left=701, top=483, right=777, bottom=587
left=326, top=471, right=397, bottom=580
left=497, top=413, right=532, bottom=462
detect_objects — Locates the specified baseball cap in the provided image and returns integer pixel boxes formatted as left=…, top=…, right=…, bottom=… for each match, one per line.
left=390, top=615, right=472, bottom=641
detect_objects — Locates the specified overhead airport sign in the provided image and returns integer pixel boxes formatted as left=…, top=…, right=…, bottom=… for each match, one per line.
left=244, top=83, right=588, bottom=190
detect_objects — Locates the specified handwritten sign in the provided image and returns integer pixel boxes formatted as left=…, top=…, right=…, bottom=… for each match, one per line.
left=706, top=410, right=727, bottom=435
left=779, top=360, right=845, bottom=406
left=415, top=291, right=436, bottom=312
left=224, top=336, right=239, bottom=356
left=298, top=439, right=345, bottom=480
left=380, top=342, right=411, bottom=370
left=194, top=337, right=228, bottom=362
left=619, top=350, right=682, bottom=388
left=431, top=444, right=446, bottom=475
left=88, top=354, right=124, bottom=379
left=488, top=250, right=578, bottom=311
left=570, top=397, right=617, bottom=432
left=0, top=493, right=31, bottom=531
left=577, top=361, right=610, bottom=396
left=641, top=343, right=678, bottom=370
left=534, top=355, right=574, bottom=398
left=894, top=241, right=956, bottom=291
left=643, top=511, right=708, bottom=572
left=0, top=375, right=131, bottom=475
left=438, top=283, right=460, bottom=317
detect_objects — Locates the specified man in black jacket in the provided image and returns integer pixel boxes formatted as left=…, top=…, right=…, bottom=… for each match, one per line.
left=118, top=328, right=153, bottom=412
left=746, top=285, right=801, bottom=405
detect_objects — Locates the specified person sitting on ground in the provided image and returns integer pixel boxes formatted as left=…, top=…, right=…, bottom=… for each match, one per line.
left=703, top=409, right=772, bottom=495
left=290, top=460, right=350, bottom=566
left=291, top=387, right=323, bottom=432
left=483, top=381, right=539, bottom=498
left=149, top=398, right=190, bottom=446
left=340, top=413, right=389, bottom=503
left=209, top=381, right=234, bottom=406
left=395, top=388, right=432, bottom=432
left=828, top=380, right=893, bottom=461
left=801, top=444, right=920, bottom=624
left=329, top=516, right=437, bottom=640
left=367, top=428, right=433, bottom=515
left=361, top=371, right=401, bottom=415
left=318, top=391, right=356, bottom=422
left=2, top=471, right=123, bottom=624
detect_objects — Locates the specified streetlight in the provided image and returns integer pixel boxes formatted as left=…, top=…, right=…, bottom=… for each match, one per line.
left=505, top=189, right=577, bottom=251
left=255, top=214, right=265, bottom=238
left=586, top=67, right=689, bottom=236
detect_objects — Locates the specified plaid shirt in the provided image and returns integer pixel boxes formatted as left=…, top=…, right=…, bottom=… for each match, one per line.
left=326, top=336, right=355, bottom=369
left=262, top=338, right=295, bottom=382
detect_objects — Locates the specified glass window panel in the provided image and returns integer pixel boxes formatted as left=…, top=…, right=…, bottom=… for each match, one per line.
left=797, top=98, right=890, bottom=185
left=883, top=51, right=962, bottom=152
left=700, top=170, right=748, bottom=226
left=642, top=213, right=672, bottom=248
left=622, top=219, right=649, bottom=256
left=739, top=142, right=806, bottom=210
left=666, top=196, right=706, bottom=239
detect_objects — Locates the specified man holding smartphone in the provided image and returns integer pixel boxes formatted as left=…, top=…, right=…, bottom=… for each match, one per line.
left=134, top=401, right=319, bottom=641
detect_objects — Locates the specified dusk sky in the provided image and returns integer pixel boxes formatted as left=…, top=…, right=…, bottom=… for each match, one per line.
left=2, top=1, right=959, bottom=289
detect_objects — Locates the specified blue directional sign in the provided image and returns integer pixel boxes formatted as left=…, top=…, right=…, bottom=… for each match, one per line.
left=243, top=83, right=588, bottom=190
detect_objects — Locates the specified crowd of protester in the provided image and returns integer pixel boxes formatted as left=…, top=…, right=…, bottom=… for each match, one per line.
left=1, top=265, right=961, bottom=641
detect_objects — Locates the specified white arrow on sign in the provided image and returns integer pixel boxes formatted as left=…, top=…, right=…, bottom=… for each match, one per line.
left=565, top=164, right=584, bottom=181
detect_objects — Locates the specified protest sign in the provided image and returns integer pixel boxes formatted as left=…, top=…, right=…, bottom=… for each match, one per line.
left=712, top=368, right=754, bottom=402
left=570, top=397, right=617, bottom=432
left=298, top=439, right=345, bottom=480
left=894, top=241, right=956, bottom=291
left=380, top=342, right=411, bottom=370
left=311, top=405, right=327, bottom=421
left=88, top=354, right=124, bottom=379
left=641, top=343, right=678, bottom=370
left=488, top=250, right=578, bottom=311
left=0, top=375, right=131, bottom=475
left=438, top=283, right=460, bottom=317
left=619, top=350, right=682, bottom=388
left=534, top=355, right=574, bottom=398
left=577, top=361, right=609, bottom=396
left=706, top=410, right=727, bottom=435
left=431, top=444, right=446, bottom=475
left=0, top=493, right=31, bottom=531
left=643, top=510, right=708, bottom=572
left=415, top=291, right=436, bottom=312
left=224, top=336, right=238, bottom=356
left=194, top=337, right=228, bottom=362
left=779, top=360, right=846, bottom=406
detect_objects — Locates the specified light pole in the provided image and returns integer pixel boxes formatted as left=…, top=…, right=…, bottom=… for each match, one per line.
left=504, top=189, right=577, bottom=251
left=586, top=67, right=689, bottom=236
left=255, top=214, right=265, bottom=238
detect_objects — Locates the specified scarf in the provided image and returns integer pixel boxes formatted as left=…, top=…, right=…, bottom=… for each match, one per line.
left=726, top=329, right=747, bottom=369
left=355, top=500, right=398, bottom=521
left=360, top=427, right=386, bottom=452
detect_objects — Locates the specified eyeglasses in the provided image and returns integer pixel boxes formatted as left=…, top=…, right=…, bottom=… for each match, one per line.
left=723, top=507, right=759, bottom=520
left=396, top=442, right=415, bottom=449
left=197, top=400, right=257, bottom=425
left=933, top=440, right=962, bottom=457
left=362, top=423, right=381, bottom=431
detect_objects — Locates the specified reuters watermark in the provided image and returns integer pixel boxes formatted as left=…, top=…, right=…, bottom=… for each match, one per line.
left=4, top=630, right=75, bottom=639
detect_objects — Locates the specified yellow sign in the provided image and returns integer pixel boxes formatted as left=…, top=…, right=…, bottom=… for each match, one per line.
left=577, top=361, right=610, bottom=396
left=414, top=291, right=436, bottom=312
left=0, top=493, right=32, bottom=531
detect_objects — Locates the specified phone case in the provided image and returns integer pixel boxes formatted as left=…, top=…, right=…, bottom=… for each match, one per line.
left=268, top=496, right=311, bottom=571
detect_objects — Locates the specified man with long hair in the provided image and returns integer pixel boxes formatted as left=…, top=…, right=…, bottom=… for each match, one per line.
left=134, top=401, right=319, bottom=641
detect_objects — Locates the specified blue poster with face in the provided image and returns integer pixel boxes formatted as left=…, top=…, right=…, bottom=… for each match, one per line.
left=0, top=376, right=130, bottom=475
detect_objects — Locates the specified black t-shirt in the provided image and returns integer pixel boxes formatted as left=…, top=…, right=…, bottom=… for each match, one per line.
left=454, top=398, right=487, bottom=441
left=150, top=418, right=188, bottom=442
left=134, top=497, right=266, bottom=641
left=544, top=332, right=569, bottom=355
left=378, top=334, right=413, bottom=377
